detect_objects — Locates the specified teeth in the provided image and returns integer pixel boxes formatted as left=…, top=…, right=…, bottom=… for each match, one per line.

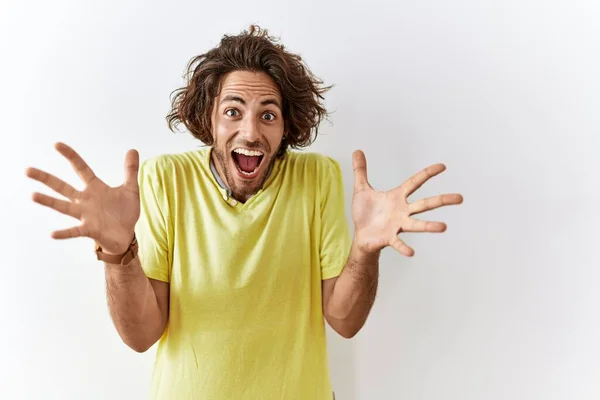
left=233, top=148, right=263, bottom=157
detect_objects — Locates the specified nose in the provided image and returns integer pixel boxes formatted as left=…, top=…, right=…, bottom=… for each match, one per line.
left=239, top=115, right=260, bottom=143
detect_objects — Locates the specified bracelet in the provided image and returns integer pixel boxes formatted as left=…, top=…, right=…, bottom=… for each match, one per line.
left=95, top=234, right=138, bottom=266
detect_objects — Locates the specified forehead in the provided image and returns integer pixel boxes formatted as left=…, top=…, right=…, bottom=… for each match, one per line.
left=218, top=70, right=281, bottom=101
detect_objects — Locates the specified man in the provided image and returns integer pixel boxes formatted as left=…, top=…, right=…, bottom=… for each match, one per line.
left=25, top=26, right=463, bottom=399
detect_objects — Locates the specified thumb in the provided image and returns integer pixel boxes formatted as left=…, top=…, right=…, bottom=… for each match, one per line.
left=352, top=150, right=369, bottom=191
left=123, top=149, right=140, bottom=190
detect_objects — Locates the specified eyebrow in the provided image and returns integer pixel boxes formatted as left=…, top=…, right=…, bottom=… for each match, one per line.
left=221, top=95, right=282, bottom=110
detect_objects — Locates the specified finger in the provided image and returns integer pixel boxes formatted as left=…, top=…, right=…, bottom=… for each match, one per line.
left=25, top=167, right=80, bottom=200
left=352, top=150, right=370, bottom=192
left=390, top=236, right=415, bottom=257
left=401, top=163, right=446, bottom=197
left=409, top=193, right=463, bottom=215
left=123, top=149, right=140, bottom=190
left=54, top=142, right=97, bottom=184
left=52, top=225, right=88, bottom=239
left=403, top=218, right=447, bottom=233
left=31, top=192, right=81, bottom=219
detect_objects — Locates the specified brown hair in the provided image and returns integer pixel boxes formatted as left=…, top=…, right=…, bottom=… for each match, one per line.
left=166, top=25, right=331, bottom=157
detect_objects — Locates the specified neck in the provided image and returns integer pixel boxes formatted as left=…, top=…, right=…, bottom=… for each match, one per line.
left=209, top=150, right=231, bottom=192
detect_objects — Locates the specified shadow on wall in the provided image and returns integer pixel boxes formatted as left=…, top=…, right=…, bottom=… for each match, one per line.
left=327, top=327, right=358, bottom=400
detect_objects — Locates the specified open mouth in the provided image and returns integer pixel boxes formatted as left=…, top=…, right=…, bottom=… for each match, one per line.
left=232, top=148, right=265, bottom=178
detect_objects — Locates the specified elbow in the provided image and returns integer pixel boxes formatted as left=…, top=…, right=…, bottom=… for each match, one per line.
left=338, top=327, right=358, bottom=339
left=325, top=310, right=361, bottom=339
left=119, top=321, right=166, bottom=353
left=327, top=303, right=351, bottom=322
left=122, top=336, right=157, bottom=353
left=129, top=342, right=153, bottom=353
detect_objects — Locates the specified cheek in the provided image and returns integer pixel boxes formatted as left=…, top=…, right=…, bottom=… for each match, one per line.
left=264, top=123, right=285, bottom=152
left=213, top=119, right=237, bottom=144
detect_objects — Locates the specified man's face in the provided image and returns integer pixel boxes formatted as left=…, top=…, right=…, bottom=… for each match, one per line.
left=210, top=70, right=285, bottom=203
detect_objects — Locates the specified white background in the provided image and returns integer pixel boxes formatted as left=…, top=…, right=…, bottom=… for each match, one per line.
left=2, top=0, right=599, bottom=399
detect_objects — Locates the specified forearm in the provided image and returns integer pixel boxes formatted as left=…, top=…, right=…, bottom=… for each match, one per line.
left=326, top=242, right=380, bottom=337
left=104, top=258, right=164, bottom=352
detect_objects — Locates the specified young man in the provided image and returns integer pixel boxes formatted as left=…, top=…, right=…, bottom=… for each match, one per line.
left=25, top=26, right=463, bottom=399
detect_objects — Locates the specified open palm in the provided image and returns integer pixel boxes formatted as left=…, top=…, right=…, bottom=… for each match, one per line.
left=351, top=150, right=463, bottom=257
left=25, top=142, right=140, bottom=255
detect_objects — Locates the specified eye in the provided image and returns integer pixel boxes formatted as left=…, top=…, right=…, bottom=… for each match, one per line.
left=262, top=112, right=276, bottom=121
left=225, top=109, right=240, bottom=117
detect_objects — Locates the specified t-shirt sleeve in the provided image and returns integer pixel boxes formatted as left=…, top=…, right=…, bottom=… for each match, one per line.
left=134, top=158, right=170, bottom=282
left=319, top=156, right=352, bottom=280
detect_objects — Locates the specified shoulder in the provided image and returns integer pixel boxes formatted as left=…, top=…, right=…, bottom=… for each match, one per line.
left=283, top=150, right=343, bottom=176
left=139, top=147, right=209, bottom=179
left=281, top=151, right=346, bottom=199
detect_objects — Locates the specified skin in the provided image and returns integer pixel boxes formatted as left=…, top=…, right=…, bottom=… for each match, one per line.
left=210, top=70, right=286, bottom=203
left=25, top=143, right=167, bottom=352
left=24, top=70, right=464, bottom=349
left=323, top=153, right=463, bottom=337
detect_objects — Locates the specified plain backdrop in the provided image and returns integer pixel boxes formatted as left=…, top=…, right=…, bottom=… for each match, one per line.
left=2, top=0, right=599, bottom=399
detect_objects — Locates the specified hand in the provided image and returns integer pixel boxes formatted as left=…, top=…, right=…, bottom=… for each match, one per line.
left=25, top=142, right=141, bottom=255
left=351, top=150, right=463, bottom=257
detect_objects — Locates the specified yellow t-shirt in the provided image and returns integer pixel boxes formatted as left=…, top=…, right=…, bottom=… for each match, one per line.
left=134, top=147, right=352, bottom=400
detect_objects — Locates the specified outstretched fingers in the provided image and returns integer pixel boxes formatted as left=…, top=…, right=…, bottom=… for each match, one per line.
left=32, top=192, right=81, bottom=219
left=55, top=142, right=97, bottom=184
left=401, top=163, right=446, bottom=197
left=352, top=150, right=370, bottom=192
left=123, top=149, right=140, bottom=190
left=390, top=236, right=415, bottom=257
left=25, top=167, right=80, bottom=200
left=409, top=193, right=463, bottom=215
left=52, top=225, right=88, bottom=240
left=402, top=218, right=447, bottom=233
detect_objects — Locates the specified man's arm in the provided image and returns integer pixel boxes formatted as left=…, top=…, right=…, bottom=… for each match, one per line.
left=322, top=242, right=379, bottom=338
left=321, top=150, right=463, bottom=339
left=104, top=256, right=169, bottom=352
left=25, top=143, right=171, bottom=352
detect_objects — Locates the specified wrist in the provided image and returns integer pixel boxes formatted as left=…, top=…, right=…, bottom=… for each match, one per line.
left=96, top=233, right=138, bottom=265
left=350, top=241, right=381, bottom=264
left=103, top=234, right=135, bottom=255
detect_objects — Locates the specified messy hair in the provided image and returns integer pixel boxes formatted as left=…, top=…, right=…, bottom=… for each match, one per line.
left=166, top=25, right=331, bottom=157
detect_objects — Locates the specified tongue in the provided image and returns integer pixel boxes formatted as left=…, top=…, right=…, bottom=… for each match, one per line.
left=236, top=154, right=260, bottom=173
